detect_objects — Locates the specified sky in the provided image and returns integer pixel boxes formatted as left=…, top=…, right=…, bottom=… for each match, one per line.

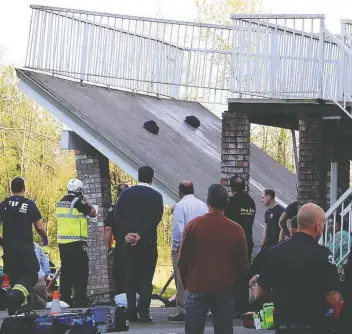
left=1, top=0, right=352, bottom=66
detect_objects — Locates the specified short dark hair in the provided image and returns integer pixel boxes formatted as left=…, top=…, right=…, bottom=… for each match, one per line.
left=138, top=166, right=154, bottom=183
left=179, top=182, right=194, bottom=196
left=11, top=177, right=25, bottom=193
left=230, top=175, right=245, bottom=192
left=116, top=183, right=129, bottom=197
left=207, top=184, right=228, bottom=210
left=264, top=189, right=275, bottom=199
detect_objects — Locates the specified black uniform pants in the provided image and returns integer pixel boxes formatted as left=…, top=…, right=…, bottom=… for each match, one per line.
left=59, top=241, right=89, bottom=305
left=112, top=244, right=126, bottom=294
left=3, top=247, right=39, bottom=302
left=125, top=242, right=158, bottom=315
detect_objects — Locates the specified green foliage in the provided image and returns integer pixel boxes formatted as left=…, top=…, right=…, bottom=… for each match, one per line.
left=0, top=66, right=76, bottom=263
left=195, top=0, right=262, bottom=25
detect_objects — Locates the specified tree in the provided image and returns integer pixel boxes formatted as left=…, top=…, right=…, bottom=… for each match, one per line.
left=196, top=0, right=261, bottom=25
left=195, top=0, right=296, bottom=173
left=0, top=66, right=76, bottom=262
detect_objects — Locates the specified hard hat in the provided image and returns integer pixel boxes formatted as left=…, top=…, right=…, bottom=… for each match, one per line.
left=67, top=179, right=83, bottom=193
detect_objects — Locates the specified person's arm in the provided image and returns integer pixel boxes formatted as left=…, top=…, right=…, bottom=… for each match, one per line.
left=171, top=204, right=185, bottom=250
left=321, top=249, right=342, bottom=309
left=33, top=220, right=48, bottom=246
left=279, top=211, right=288, bottom=242
left=104, top=206, right=114, bottom=249
left=261, top=224, right=267, bottom=247
left=39, top=247, right=51, bottom=277
left=82, top=193, right=96, bottom=218
left=178, top=223, right=193, bottom=290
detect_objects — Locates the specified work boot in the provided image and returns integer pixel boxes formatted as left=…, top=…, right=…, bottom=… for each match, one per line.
left=7, top=290, right=27, bottom=316
left=168, top=312, right=186, bottom=321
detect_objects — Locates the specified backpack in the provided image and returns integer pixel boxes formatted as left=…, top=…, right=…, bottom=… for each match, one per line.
left=259, top=303, right=275, bottom=330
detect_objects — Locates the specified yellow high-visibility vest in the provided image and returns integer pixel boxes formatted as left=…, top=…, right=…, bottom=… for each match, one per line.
left=56, top=197, right=88, bottom=244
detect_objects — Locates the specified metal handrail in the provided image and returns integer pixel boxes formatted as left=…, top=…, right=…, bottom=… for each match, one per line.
left=326, top=187, right=352, bottom=218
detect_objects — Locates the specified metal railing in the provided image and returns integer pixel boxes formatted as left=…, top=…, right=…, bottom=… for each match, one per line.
left=230, top=15, right=352, bottom=102
left=324, top=187, right=352, bottom=268
left=26, top=5, right=238, bottom=104
left=24, top=6, right=352, bottom=107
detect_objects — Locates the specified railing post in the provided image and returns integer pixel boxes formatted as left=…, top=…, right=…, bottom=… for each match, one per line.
left=269, top=28, right=278, bottom=98
left=317, top=17, right=325, bottom=99
left=338, top=20, right=346, bottom=103
left=80, top=23, right=89, bottom=82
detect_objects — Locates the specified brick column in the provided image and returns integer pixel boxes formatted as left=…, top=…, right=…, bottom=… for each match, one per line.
left=75, top=149, right=113, bottom=303
left=298, top=116, right=328, bottom=209
left=221, top=112, right=251, bottom=192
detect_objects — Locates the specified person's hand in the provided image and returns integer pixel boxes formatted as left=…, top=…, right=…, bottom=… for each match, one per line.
left=125, top=233, right=140, bottom=245
left=42, top=237, right=49, bottom=247
left=249, top=275, right=258, bottom=288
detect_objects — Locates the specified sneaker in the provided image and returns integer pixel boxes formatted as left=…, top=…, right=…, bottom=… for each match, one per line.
left=168, top=313, right=186, bottom=321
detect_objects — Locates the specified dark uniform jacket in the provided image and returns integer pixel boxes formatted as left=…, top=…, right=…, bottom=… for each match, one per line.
left=225, top=191, right=256, bottom=244
left=258, top=232, right=340, bottom=328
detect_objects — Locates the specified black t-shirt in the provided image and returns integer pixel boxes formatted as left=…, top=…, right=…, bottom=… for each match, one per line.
left=0, top=196, right=42, bottom=249
left=225, top=191, right=256, bottom=242
left=264, top=204, right=285, bottom=247
left=285, top=201, right=299, bottom=219
left=60, top=194, right=92, bottom=216
left=258, top=232, right=340, bottom=326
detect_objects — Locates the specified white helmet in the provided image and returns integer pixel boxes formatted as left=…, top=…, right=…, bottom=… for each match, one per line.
left=67, top=179, right=83, bottom=193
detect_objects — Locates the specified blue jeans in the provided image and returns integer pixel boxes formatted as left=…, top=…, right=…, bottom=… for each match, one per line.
left=185, top=292, right=233, bottom=334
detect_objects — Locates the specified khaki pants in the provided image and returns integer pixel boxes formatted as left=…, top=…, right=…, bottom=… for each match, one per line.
left=30, top=278, right=48, bottom=309
left=172, top=250, right=186, bottom=315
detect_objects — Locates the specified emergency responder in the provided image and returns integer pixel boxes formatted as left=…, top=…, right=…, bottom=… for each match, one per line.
left=0, top=177, right=48, bottom=315
left=255, top=203, right=342, bottom=334
left=225, top=175, right=256, bottom=264
left=104, top=183, right=129, bottom=294
left=56, top=178, right=96, bottom=307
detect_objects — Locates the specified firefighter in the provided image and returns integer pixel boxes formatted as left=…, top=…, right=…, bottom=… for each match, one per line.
left=0, top=177, right=48, bottom=315
left=56, top=179, right=96, bottom=307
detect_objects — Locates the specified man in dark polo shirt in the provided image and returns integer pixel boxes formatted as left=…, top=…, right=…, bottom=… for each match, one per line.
left=261, top=189, right=285, bottom=250
left=178, top=184, right=248, bottom=334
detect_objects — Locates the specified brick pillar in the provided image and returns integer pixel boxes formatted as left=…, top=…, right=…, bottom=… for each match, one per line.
left=75, top=149, right=113, bottom=303
left=338, top=158, right=351, bottom=197
left=298, top=116, right=328, bottom=209
left=221, top=112, right=251, bottom=192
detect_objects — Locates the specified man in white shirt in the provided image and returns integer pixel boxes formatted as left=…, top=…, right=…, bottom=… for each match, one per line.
left=168, top=181, right=208, bottom=321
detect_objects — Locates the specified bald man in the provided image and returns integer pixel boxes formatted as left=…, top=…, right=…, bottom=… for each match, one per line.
left=255, top=203, right=341, bottom=334
left=168, top=181, right=208, bottom=321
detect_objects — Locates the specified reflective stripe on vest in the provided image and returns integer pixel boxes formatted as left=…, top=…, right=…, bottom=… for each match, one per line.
left=56, top=197, right=88, bottom=244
